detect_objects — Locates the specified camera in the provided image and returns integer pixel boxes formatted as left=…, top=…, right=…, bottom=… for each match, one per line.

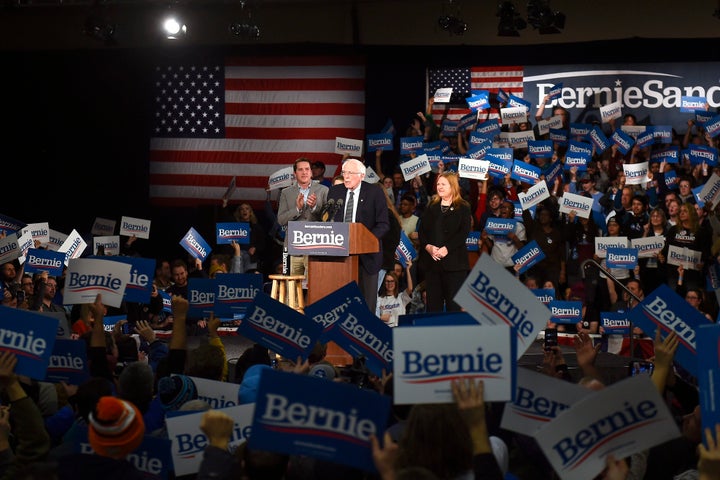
left=629, top=361, right=654, bottom=377
left=544, top=328, right=558, bottom=351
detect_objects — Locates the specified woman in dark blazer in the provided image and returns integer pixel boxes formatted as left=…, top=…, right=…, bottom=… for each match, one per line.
left=418, top=172, right=472, bottom=312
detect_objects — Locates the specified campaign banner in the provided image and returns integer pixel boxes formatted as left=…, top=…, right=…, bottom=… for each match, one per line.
left=549, top=128, right=568, bottom=145
left=651, top=146, right=680, bottom=164
left=23, top=248, right=65, bottom=277
left=635, top=128, right=656, bottom=149
left=543, top=161, right=564, bottom=188
left=159, top=290, right=172, bottom=313
left=58, top=229, right=87, bottom=266
left=268, top=166, right=294, bottom=191
left=16, top=230, right=33, bottom=265
left=605, top=247, right=639, bottom=270
left=569, top=123, right=591, bottom=140
left=594, top=236, right=629, bottom=258
left=684, top=144, right=718, bottom=166
left=103, top=315, right=127, bottom=333
left=71, top=429, right=172, bottom=480
left=0, top=306, right=58, bottom=380
left=0, top=234, right=23, bottom=265
left=334, top=136, right=363, bottom=156
left=621, top=125, right=646, bottom=139
left=167, top=404, right=254, bottom=476
left=223, top=175, right=236, bottom=202
left=400, top=135, right=424, bottom=155
left=508, top=94, right=531, bottom=112
left=393, top=324, right=516, bottom=404
left=238, top=292, right=322, bottom=361
left=697, top=110, right=715, bottom=125
left=484, top=218, right=517, bottom=236
left=400, top=154, right=431, bottom=181
left=433, top=87, right=453, bottom=103
left=64, top=258, right=131, bottom=308
left=697, top=323, right=720, bottom=448
left=485, top=153, right=513, bottom=179
left=667, top=245, right=702, bottom=270
left=611, top=129, right=635, bottom=155
left=630, top=236, right=665, bottom=258
left=547, top=83, right=563, bottom=100
left=188, top=376, right=243, bottom=410
left=395, top=231, right=417, bottom=268
left=532, top=287, right=555, bottom=305
left=588, top=126, right=611, bottom=153
left=558, top=192, right=593, bottom=219
left=600, top=311, right=631, bottom=335
left=188, top=278, right=215, bottom=318
left=506, top=130, right=536, bottom=150
left=213, top=273, right=262, bottom=319
left=476, top=118, right=501, bottom=137
left=518, top=181, right=550, bottom=210
left=325, top=300, right=393, bottom=377
left=364, top=165, right=381, bottom=184
left=101, top=256, right=154, bottom=304
left=179, top=227, right=212, bottom=262
left=548, top=300, right=583, bottom=325
left=93, top=235, right=120, bottom=256
left=441, top=119, right=459, bottom=137
left=600, top=101, right=622, bottom=123
left=23, top=222, right=50, bottom=246
left=457, top=157, right=489, bottom=180
left=250, top=368, right=391, bottom=473
left=119, top=216, right=151, bottom=240
left=304, top=281, right=368, bottom=343
left=534, top=375, right=680, bottom=480
left=0, top=213, right=26, bottom=234
left=500, top=368, right=590, bottom=436
left=398, top=311, right=478, bottom=328
left=467, top=91, right=490, bottom=111
left=45, top=338, right=90, bottom=385
left=623, top=162, right=649, bottom=185
left=466, top=231, right=480, bottom=252
left=46, top=229, right=67, bottom=252
left=537, top=115, right=564, bottom=136
left=457, top=111, right=477, bottom=131
left=511, top=159, right=541, bottom=184
left=681, top=95, right=707, bottom=113
left=512, top=240, right=546, bottom=275
left=698, top=173, right=720, bottom=209
left=216, top=222, right=250, bottom=245
left=501, top=106, right=528, bottom=125
left=366, top=133, right=393, bottom=152
left=652, top=125, right=673, bottom=144
left=497, top=88, right=509, bottom=104
left=469, top=132, right=493, bottom=149
left=454, top=254, right=550, bottom=358
left=629, top=284, right=713, bottom=377
left=287, top=221, right=349, bottom=256
left=565, top=141, right=593, bottom=170
left=528, top=140, right=554, bottom=159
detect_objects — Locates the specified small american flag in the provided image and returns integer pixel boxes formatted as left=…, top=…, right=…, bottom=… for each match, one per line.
left=428, top=65, right=524, bottom=125
left=149, top=56, right=366, bottom=208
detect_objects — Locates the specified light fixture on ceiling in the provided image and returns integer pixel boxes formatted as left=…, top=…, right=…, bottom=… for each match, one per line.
left=438, top=0, right=467, bottom=36
left=229, top=0, right=260, bottom=39
left=496, top=1, right=526, bottom=37
left=161, top=4, right=187, bottom=40
left=83, top=14, right=116, bottom=44
left=526, top=0, right=565, bottom=34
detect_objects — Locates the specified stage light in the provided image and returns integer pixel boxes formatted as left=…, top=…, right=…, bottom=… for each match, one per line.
left=438, top=0, right=467, bottom=36
left=83, top=15, right=115, bottom=44
left=496, top=1, right=526, bottom=37
left=162, top=14, right=187, bottom=40
left=527, top=0, right=565, bottom=34
left=229, top=0, right=261, bottom=39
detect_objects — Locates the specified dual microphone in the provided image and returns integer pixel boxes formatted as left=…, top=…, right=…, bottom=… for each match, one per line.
left=320, top=198, right=345, bottom=222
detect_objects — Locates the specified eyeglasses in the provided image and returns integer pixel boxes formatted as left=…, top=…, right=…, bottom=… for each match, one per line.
left=341, top=170, right=361, bottom=176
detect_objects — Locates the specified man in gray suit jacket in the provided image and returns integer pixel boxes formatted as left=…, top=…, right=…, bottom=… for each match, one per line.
left=277, top=158, right=329, bottom=277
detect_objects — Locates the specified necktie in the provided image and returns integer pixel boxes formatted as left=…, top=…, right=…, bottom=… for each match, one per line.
left=344, top=191, right=354, bottom=222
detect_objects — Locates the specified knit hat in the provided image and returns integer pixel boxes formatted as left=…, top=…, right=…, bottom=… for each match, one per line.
left=239, top=364, right=272, bottom=404
left=158, top=375, right=198, bottom=411
left=88, top=396, right=145, bottom=459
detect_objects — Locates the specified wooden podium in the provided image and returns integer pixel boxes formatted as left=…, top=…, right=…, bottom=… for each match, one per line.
left=306, top=223, right=379, bottom=366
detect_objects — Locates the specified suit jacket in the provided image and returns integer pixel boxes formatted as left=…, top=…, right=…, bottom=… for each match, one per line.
left=418, top=201, right=471, bottom=272
left=328, top=181, right=390, bottom=274
left=277, top=183, right=329, bottom=245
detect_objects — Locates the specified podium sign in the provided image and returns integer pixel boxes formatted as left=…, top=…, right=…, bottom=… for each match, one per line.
left=287, top=221, right=350, bottom=257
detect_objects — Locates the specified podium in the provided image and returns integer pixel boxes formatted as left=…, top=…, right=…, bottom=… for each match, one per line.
left=305, top=222, right=379, bottom=366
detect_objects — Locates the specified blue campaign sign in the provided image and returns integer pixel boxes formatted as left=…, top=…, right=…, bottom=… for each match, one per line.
left=238, top=292, right=322, bottom=360
left=366, top=132, right=393, bottom=152
left=611, top=129, right=635, bottom=155
left=249, top=368, right=391, bottom=473
left=179, top=227, right=212, bottom=261
left=476, top=118, right=501, bottom=137
left=528, top=140, right=553, bottom=159
left=23, top=248, right=65, bottom=277
left=466, top=231, right=480, bottom=252
left=510, top=160, right=541, bottom=184
left=681, top=95, right=707, bottom=113
left=600, top=311, right=631, bottom=335
left=400, top=135, right=424, bottom=156
left=159, top=290, right=172, bottom=313
left=512, top=240, right=546, bottom=275
left=188, top=278, right=215, bottom=318
left=605, top=247, right=639, bottom=270
left=569, top=123, right=591, bottom=140
left=549, top=128, right=568, bottom=146
left=588, top=125, right=611, bottom=153
left=0, top=213, right=26, bottom=234
left=484, top=218, right=517, bottom=236
left=303, top=281, right=367, bottom=344
left=112, top=256, right=155, bottom=304
left=685, top=144, right=718, bottom=166
left=398, top=311, right=479, bottom=327
left=0, top=306, right=58, bottom=380
left=628, top=284, right=713, bottom=377
left=216, top=222, right=250, bottom=245
left=531, top=288, right=555, bottom=305
left=651, top=146, right=680, bottom=164
left=213, top=273, right=262, bottom=319
left=326, top=300, right=393, bottom=377
left=45, top=338, right=90, bottom=385
left=485, top=150, right=513, bottom=179
left=697, top=324, right=720, bottom=448
left=394, top=231, right=417, bottom=267
left=549, top=300, right=583, bottom=325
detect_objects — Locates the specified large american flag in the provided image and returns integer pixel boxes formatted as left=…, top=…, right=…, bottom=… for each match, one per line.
left=149, top=56, right=366, bottom=207
left=428, top=65, right=524, bottom=124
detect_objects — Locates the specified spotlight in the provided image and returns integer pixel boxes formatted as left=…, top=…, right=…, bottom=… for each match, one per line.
left=438, top=15, right=467, bottom=35
left=526, top=0, right=565, bottom=34
left=83, top=15, right=115, bottom=44
left=496, top=1, right=526, bottom=37
left=229, top=0, right=261, bottom=40
left=162, top=14, right=187, bottom=40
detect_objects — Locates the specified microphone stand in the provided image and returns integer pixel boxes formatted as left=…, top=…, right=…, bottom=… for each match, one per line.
left=584, top=259, right=643, bottom=362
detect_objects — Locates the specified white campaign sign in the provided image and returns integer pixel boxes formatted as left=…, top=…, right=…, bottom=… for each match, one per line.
left=558, top=192, right=593, bottom=219
left=594, top=236, right=628, bottom=258
left=518, top=181, right=550, bottom=210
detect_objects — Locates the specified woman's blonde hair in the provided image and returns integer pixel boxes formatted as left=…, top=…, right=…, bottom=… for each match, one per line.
left=428, top=172, right=468, bottom=209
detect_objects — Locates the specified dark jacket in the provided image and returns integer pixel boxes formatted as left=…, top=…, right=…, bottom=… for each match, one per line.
left=418, top=201, right=472, bottom=272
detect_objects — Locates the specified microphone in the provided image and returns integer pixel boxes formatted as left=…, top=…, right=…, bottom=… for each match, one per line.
left=333, top=198, right=344, bottom=221
left=320, top=199, right=335, bottom=222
